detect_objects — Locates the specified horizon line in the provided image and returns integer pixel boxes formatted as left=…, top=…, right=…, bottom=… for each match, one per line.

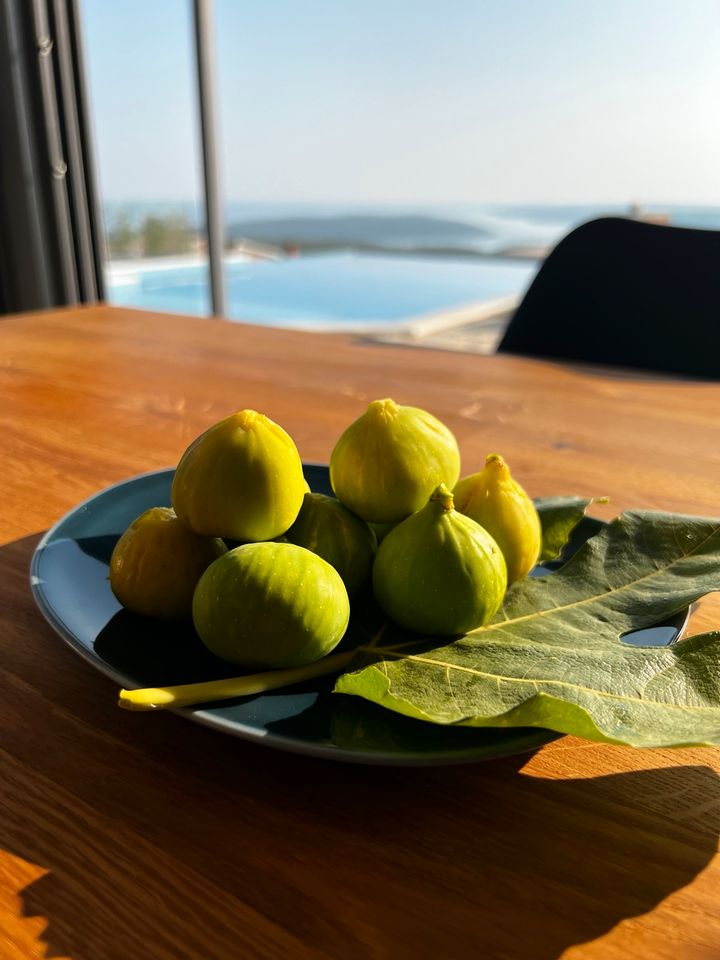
left=100, top=198, right=720, bottom=209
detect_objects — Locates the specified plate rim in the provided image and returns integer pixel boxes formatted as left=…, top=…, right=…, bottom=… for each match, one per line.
left=30, top=465, right=562, bottom=765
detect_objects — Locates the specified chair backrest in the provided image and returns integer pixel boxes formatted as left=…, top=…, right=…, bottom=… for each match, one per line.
left=498, top=217, right=720, bottom=378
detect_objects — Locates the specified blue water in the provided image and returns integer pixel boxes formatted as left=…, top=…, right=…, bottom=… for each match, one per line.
left=108, top=252, right=537, bottom=330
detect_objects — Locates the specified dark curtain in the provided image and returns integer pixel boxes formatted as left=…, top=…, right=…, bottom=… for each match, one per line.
left=0, top=0, right=104, bottom=315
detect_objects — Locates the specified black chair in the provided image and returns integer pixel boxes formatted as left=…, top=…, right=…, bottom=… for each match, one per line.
left=498, top=217, right=720, bottom=378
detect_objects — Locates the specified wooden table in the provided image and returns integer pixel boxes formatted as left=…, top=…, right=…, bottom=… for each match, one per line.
left=1, top=304, right=719, bottom=960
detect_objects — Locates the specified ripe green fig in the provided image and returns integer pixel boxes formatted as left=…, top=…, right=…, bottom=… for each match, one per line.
left=192, top=542, right=350, bottom=668
left=453, top=453, right=542, bottom=583
left=329, top=398, right=460, bottom=524
left=285, top=492, right=377, bottom=596
left=372, top=484, right=507, bottom=635
left=369, top=521, right=397, bottom=544
left=110, top=507, right=226, bottom=619
left=172, top=409, right=306, bottom=542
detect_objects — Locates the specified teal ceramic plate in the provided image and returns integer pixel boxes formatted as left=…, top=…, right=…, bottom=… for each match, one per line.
left=29, top=466, right=642, bottom=766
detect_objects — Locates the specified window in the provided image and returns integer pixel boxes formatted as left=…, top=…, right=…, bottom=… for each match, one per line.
left=82, top=0, right=209, bottom=311
left=81, top=0, right=720, bottom=346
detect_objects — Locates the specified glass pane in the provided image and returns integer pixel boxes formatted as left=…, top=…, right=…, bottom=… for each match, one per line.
left=82, top=1, right=720, bottom=339
left=212, top=0, right=720, bottom=344
left=81, top=0, right=210, bottom=314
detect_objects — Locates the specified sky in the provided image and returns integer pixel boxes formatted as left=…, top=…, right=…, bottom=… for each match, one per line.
left=82, top=0, right=720, bottom=205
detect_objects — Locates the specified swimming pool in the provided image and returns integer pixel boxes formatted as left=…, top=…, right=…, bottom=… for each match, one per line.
left=107, top=252, right=537, bottom=331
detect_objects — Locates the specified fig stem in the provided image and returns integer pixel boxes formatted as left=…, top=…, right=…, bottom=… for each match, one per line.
left=119, top=649, right=358, bottom=711
left=117, top=624, right=398, bottom=712
left=429, top=483, right=454, bottom=511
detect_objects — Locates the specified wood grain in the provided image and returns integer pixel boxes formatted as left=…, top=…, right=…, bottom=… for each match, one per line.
left=1, top=304, right=719, bottom=960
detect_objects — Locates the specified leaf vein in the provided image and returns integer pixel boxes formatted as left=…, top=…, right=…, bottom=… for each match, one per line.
left=472, top=523, right=720, bottom=635
left=378, top=650, right=720, bottom=713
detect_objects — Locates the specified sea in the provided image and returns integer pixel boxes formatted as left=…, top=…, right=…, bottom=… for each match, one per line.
left=103, top=201, right=720, bottom=252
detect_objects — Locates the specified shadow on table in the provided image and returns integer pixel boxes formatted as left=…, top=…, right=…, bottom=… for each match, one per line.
left=2, top=531, right=720, bottom=959
left=8, top=759, right=720, bottom=960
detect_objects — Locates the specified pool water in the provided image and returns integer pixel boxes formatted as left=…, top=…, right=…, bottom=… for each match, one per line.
left=107, top=252, right=537, bottom=331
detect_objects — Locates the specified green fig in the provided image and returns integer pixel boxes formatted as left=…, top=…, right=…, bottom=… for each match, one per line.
left=192, top=542, right=350, bottom=669
left=372, top=484, right=507, bottom=635
left=329, top=398, right=460, bottom=524
left=453, top=453, right=542, bottom=583
left=172, top=409, right=306, bottom=542
left=369, top=521, right=397, bottom=544
left=110, top=507, right=226, bottom=619
left=285, top=492, right=377, bottom=597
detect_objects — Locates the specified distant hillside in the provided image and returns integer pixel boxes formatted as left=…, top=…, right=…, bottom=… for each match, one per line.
left=226, top=214, right=491, bottom=251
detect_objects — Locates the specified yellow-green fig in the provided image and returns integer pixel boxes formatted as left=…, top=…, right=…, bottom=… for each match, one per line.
left=453, top=453, right=542, bottom=583
left=192, top=542, right=350, bottom=668
left=369, top=521, right=397, bottom=544
left=172, top=409, right=306, bottom=542
left=285, top=492, right=377, bottom=597
left=372, top=484, right=507, bottom=635
left=329, top=398, right=460, bottom=524
left=110, top=507, right=226, bottom=619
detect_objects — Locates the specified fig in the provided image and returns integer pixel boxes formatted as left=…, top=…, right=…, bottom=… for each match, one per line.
left=372, top=484, right=507, bottom=635
left=329, top=398, right=460, bottom=524
left=172, top=409, right=306, bottom=542
left=110, top=507, right=226, bottom=619
left=453, top=453, right=542, bottom=583
left=192, top=542, right=350, bottom=668
left=285, top=492, right=377, bottom=596
left=369, top=521, right=397, bottom=544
